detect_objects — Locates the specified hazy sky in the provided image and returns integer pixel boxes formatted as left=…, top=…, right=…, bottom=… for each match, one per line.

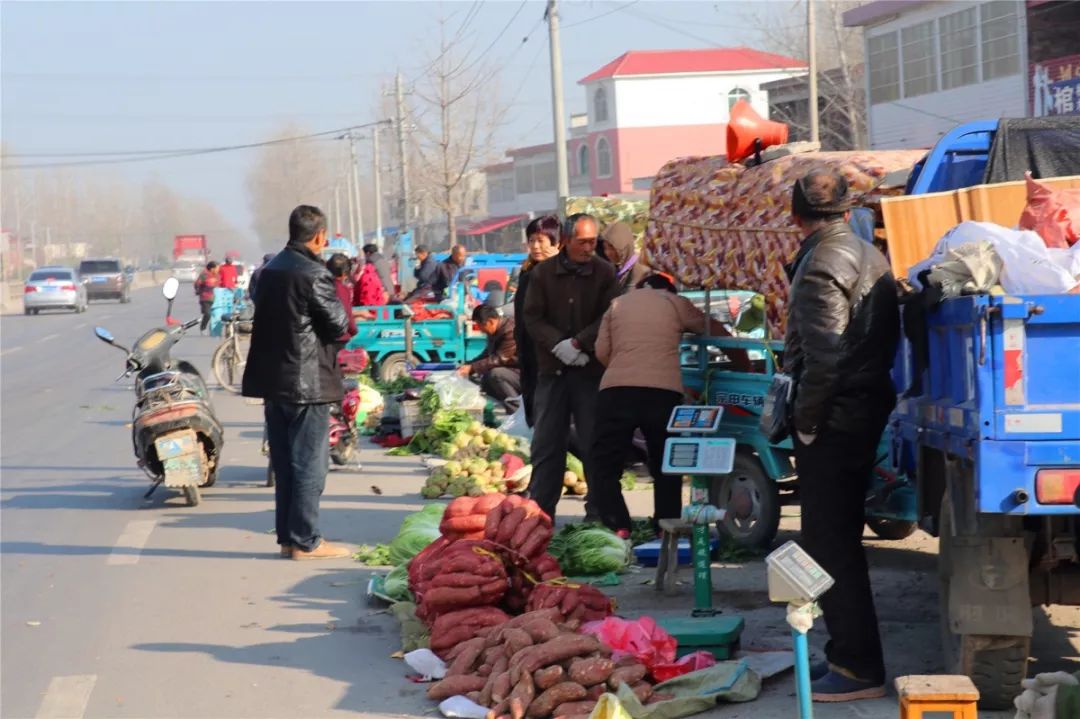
left=2, top=1, right=780, bottom=240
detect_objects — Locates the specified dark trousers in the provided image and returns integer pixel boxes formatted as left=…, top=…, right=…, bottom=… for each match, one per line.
left=795, top=423, right=887, bottom=684
left=481, top=367, right=522, bottom=408
left=265, top=401, right=331, bottom=552
left=528, top=371, right=600, bottom=520
left=589, top=387, right=683, bottom=531
left=199, top=300, right=214, bottom=331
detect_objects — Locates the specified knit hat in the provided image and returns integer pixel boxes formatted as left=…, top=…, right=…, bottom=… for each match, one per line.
left=792, top=169, right=852, bottom=219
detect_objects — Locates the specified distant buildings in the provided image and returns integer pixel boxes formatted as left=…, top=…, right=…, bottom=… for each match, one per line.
left=486, top=47, right=806, bottom=217
left=843, top=0, right=1080, bottom=149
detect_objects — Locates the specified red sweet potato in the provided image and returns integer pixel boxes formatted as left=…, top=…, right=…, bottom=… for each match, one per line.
left=533, top=665, right=565, bottom=691
left=568, top=656, right=614, bottom=686
left=526, top=682, right=587, bottom=718
left=427, top=675, right=488, bottom=700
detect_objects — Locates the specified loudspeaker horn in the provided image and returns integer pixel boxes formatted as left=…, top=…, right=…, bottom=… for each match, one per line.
left=726, top=99, right=789, bottom=163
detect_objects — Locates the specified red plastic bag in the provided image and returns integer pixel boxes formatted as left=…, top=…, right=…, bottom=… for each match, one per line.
left=581, top=616, right=677, bottom=671
left=651, top=650, right=718, bottom=683
left=1019, top=172, right=1080, bottom=249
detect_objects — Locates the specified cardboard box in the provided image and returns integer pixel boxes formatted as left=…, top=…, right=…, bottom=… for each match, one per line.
left=882, top=175, right=1080, bottom=280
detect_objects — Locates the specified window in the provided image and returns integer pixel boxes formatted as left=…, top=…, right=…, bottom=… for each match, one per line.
left=596, top=137, right=612, bottom=178
left=939, top=8, right=978, bottom=90
left=534, top=161, right=556, bottom=192
left=594, top=87, right=609, bottom=122
left=578, top=145, right=590, bottom=177
left=981, top=1, right=1019, bottom=81
left=29, top=270, right=73, bottom=282
left=868, top=32, right=900, bottom=103
left=515, top=164, right=533, bottom=194
left=728, top=87, right=751, bottom=110
left=902, top=20, right=938, bottom=97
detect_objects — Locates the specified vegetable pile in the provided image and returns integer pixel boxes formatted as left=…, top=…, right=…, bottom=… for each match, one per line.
left=422, top=456, right=530, bottom=499
left=391, top=410, right=476, bottom=455
left=426, top=607, right=666, bottom=718
left=548, top=525, right=633, bottom=577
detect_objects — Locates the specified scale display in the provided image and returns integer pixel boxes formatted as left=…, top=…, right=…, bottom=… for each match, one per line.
left=661, top=437, right=736, bottom=475
left=765, top=540, right=835, bottom=604
left=666, top=405, right=724, bottom=434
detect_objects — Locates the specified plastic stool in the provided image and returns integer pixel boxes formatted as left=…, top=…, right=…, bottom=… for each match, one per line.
left=895, top=675, right=979, bottom=719
left=655, top=519, right=693, bottom=595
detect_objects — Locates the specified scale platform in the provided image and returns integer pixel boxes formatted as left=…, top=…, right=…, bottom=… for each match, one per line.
left=657, top=615, right=745, bottom=660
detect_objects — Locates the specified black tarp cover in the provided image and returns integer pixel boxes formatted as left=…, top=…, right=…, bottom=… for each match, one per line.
left=983, top=117, right=1080, bottom=182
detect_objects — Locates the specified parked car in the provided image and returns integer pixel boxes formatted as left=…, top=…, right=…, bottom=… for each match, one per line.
left=23, top=266, right=88, bottom=315
left=171, top=260, right=200, bottom=283
left=78, top=257, right=131, bottom=303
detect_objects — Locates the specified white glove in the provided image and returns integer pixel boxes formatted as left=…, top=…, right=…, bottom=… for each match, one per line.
left=568, top=351, right=590, bottom=367
left=797, top=431, right=817, bottom=445
left=552, top=338, right=582, bottom=365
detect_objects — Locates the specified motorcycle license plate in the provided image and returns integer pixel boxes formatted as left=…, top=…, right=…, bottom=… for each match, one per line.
left=154, top=431, right=203, bottom=487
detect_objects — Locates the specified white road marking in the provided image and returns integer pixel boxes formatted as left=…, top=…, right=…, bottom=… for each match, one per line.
left=0, top=346, right=22, bottom=356
left=74, top=322, right=87, bottom=329
left=40, top=333, right=59, bottom=342
left=35, top=674, right=97, bottom=719
left=107, top=519, right=157, bottom=565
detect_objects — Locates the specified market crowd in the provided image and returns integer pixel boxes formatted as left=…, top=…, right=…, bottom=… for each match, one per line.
left=243, top=167, right=901, bottom=702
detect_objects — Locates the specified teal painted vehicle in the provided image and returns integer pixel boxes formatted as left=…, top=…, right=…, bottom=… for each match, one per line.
left=346, top=255, right=525, bottom=382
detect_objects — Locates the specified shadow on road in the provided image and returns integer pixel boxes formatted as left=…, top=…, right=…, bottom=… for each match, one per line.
left=131, top=566, right=428, bottom=715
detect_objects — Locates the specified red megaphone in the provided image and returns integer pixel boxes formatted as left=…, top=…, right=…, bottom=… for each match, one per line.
left=726, top=99, right=789, bottom=163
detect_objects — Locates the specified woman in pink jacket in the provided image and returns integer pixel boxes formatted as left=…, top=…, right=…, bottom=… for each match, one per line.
left=589, top=274, right=748, bottom=534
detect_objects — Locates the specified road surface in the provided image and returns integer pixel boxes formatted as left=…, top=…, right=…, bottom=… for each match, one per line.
left=1, top=287, right=1076, bottom=719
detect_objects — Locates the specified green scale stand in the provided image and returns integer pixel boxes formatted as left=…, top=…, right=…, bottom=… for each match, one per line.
left=656, top=406, right=744, bottom=659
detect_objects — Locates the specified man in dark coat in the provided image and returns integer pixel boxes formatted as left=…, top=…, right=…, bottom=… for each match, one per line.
left=432, top=244, right=467, bottom=301
left=243, top=205, right=351, bottom=561
left=413, top=245, right=439, bottom=290
left=522, top=213, right=618, bottom=521
left=459, top=304, right=520, bottom=409
left=784, top=170, right=899, bottom=702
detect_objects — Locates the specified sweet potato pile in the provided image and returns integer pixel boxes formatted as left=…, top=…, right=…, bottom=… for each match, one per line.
left=426, top=608, right=662, bottom=719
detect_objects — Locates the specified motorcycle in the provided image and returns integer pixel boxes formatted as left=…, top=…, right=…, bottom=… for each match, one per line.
left=264, top=377, right=361, bottom=487
left=94, top=278, right=224, bottom=506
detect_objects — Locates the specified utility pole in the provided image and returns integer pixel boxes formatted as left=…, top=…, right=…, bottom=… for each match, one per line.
left=333, top=181, right=342, bottom=236
left=346, top=168, right=356, bottom=244
left=395, top=72, right=412, bottom=230
left=546, top=0, right=569, bottom=214
left=372, top=125, right=384, bottom=249
left=807, top=0, right=820, bottom=144
left=348, top=132, right=365, bottom=245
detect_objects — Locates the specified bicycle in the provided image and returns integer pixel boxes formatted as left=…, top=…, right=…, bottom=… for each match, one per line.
left=212, top=311, right=252, bottom=393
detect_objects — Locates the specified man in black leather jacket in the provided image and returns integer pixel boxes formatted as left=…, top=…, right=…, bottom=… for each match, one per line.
left=784, top=170, right=899, bottom=702
left=243, top=205, right=352, bottom=561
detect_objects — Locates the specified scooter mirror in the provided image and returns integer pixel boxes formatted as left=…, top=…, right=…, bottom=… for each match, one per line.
left=162, top=277, right=180, bottom=301
left=94, top=327, right=116, bottom=344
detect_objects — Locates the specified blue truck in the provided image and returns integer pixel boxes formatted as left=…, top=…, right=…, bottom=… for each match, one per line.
left=887, top=118, right=1080, bottom=708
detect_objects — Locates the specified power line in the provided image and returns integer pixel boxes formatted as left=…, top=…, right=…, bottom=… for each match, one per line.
left=561, top=0, right=640, bottom=29
left=457, top=0, right=530, bottom=76
left=2, top=122, right=385, bottom=170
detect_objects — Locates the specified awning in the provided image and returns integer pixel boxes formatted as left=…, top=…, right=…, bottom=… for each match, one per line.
left=458, top=214, right=528, bottom=236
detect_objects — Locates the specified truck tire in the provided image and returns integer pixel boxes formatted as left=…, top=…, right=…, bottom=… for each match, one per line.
left=865, top=516, right=918, bottom=540
left=377, top=353, right=409, bottom=384
left=182, top=485, right=201, bottom=506
left=708, top=452, right=780, bottom=549
left=938, top=495, right=1030, bottom=709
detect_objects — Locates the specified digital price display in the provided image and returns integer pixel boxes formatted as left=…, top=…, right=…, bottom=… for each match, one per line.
left=666, top=406, right=723, bottom=434
left=661, top=437, right=736, bottom=475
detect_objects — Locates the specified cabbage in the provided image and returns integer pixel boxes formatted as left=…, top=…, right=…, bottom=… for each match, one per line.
left=387, top=504, right=445, bottom=566
left=383, top=563, right=413, bottom=602
left=550, top=525, right=632, bottom=576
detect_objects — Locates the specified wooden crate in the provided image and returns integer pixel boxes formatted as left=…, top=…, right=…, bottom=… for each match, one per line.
left=882, top=174, right=1080, bottom=280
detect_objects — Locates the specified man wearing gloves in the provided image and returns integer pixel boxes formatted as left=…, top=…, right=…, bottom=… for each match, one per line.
left=784, top=169, right=899, bottom=701
left=523, top=213, right=618, bottom=520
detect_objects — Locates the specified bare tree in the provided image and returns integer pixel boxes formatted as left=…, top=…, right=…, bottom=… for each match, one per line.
left=749, top=0, right=866, bottom=150
left=245, top=123, right=345, bottom=247
left=411, top=16, right=506, bottom=249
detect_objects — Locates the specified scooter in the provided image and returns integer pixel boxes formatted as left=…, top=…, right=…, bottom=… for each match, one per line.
left=94, top=278, right=224, bottom=506
left=263, top=377, right=361, bottom=487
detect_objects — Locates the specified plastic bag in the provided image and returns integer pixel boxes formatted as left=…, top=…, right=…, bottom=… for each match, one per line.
left=589, top=693, right=633, bottom=719
left=437, top=696, right=488, bottom=719
left=909, top=221, right=1080, bottom=294
left=651, top=651, right=717, bottom=683
left=1018, top=172, right=1080, bottom=249
left=404, top=648, right=447, bottom=681
left=434, top=375, right=485, bottom=411
left=581, top=616, right=676, bottom=671
left=610, top=660, right=761, bottom=719
left=497, top=400, right=533, bottom=440
left=923, top=241, right=1002, bottom=297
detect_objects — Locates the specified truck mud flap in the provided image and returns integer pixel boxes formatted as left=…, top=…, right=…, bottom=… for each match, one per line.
left=946, top=535, right=1033, bottom=637
left=154, top=429, right=205, bottom=488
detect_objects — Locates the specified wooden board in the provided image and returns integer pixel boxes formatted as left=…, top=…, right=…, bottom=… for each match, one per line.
left=882, top=175, right=1080, bottom=280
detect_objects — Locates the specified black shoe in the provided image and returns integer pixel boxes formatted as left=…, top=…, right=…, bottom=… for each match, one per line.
left=810, top=661, right=829, bottom=681
left=811, top=670, right=886, bottom=703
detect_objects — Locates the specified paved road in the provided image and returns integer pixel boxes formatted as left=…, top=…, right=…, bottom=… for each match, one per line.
left=2, top=288, right=1076, bottom=719
left=1, top=288, right=428, bottom=718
